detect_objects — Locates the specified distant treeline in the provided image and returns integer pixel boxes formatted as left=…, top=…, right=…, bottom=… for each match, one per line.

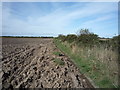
left=1, top=36, right=54, bottom=38
left=56, top=29, right=120, bottom=49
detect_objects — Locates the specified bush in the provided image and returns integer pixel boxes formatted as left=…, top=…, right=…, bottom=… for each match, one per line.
left=65, top=34, right=77, bottom=43
left=111, top=35, right=120, bottom=51
left=76, top=29, right=99, bottom=46
left=112, top=35, right=120, bottom=46
left=77, top=29, right=91, bottom=35
left=57, top=34, right=66, bottom=41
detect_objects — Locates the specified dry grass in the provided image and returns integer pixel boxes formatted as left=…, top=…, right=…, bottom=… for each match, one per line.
left=54, top=39, right=119, bottom=88
left=70, top=43, right=118, bottom=87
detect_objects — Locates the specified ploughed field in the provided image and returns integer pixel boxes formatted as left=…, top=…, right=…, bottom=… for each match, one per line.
left=2, top=38, right=93, bottom=88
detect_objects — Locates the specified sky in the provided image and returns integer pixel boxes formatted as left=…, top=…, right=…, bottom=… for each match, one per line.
left=2, top=2, right=118, bottom=37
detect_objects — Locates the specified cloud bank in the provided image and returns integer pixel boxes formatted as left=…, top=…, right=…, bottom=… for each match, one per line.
left=2, top=2, right=118, bottom=37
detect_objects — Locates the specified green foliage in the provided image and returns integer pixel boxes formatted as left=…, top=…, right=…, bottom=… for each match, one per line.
left=77, top=28, right=91, bottom=35
left=76, top=29, right=99, bottom=46
left=54, top=39, right=118, bottom=88
left=112, top=35, right=120, bottom=41
left=57, top=29, right=99, bottom=46
left=112, top=35, right=120, bottom=47
left=65, top=34, right=77, bottom=43
left=57, top=34, right=66, bottom=42
left=54, top=30, right=119, bottom=88
left=53, top=51, right=61, bottom=56
left=57, top=29, right=119, bottom=49
left=57, top=34, right=78, bottom=43
left=98, top=77, right=115, bottom=88
left=77, top=33, right=99, bottom=46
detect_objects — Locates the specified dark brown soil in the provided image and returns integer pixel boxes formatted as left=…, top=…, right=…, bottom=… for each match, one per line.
left=1, top=38, right=94, bottom=89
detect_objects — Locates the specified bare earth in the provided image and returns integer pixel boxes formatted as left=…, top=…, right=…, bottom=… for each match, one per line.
left=2, top=38, right=94, bottom=89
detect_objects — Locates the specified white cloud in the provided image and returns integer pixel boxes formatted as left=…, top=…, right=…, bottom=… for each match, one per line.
left=81, top=15, right=115, bottom=26
left=2, top=2, right=117, bottom=37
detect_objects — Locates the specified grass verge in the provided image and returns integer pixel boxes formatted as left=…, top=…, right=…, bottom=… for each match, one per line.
left=54, top=39, right=117, bottom=88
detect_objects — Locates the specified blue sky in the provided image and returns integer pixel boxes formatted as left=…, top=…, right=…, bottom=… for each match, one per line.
left=2, top=2, right=118, bottom=37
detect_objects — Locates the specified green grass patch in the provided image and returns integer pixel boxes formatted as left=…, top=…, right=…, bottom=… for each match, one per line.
left=53, top=58, right=65, bottom=65
left=54, top=38, right=117, bottom=88
left=98, top=77, right=115, bottom=88
left=53, top=51, right=61, bottom=56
